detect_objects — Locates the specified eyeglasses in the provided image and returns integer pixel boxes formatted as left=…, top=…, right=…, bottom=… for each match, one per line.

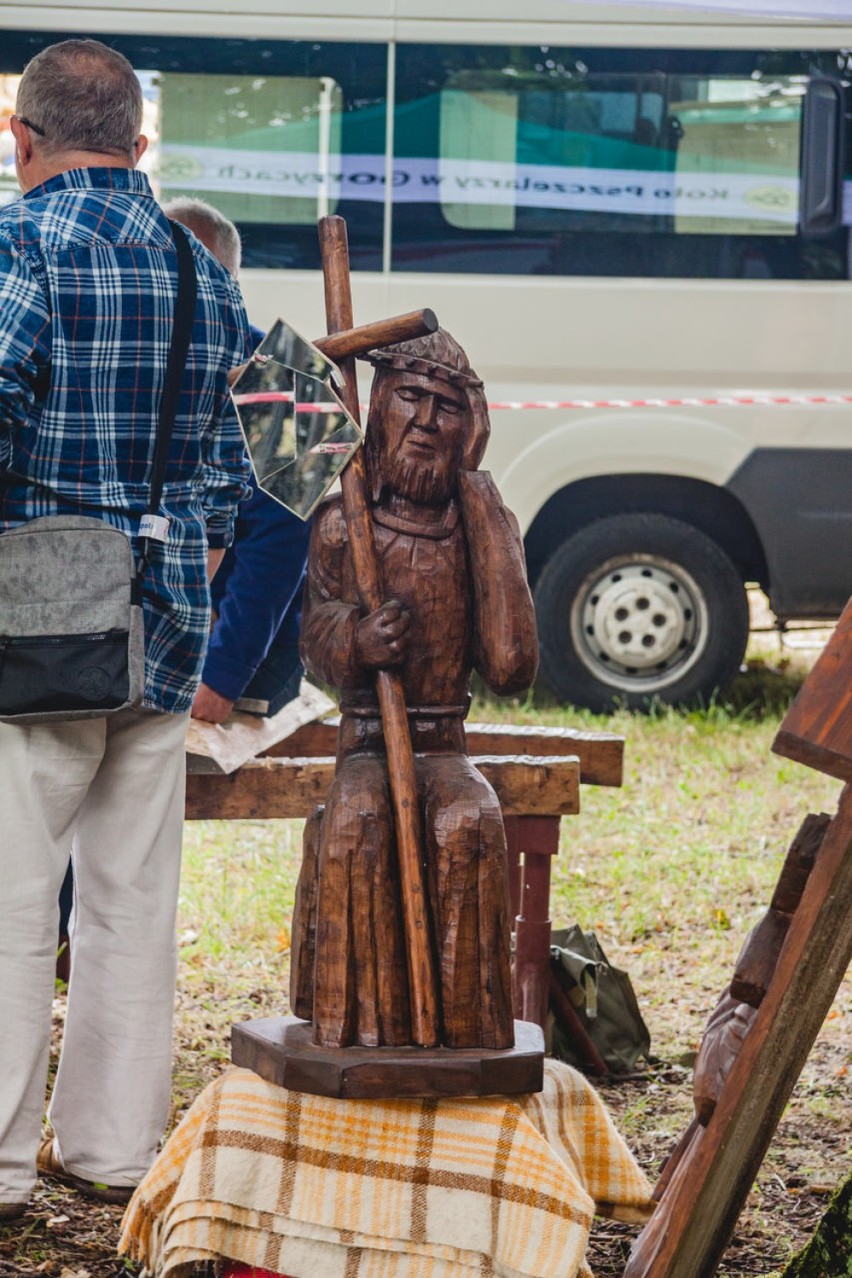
left=13, top=115, right=46, bottom=137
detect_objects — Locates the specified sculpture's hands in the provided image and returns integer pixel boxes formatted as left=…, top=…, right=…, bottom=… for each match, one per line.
left=355, top=599, right=412, bottom=669
left=458, top=469, right=539, bottom=695
left=460, top=384, right=491, bottom=472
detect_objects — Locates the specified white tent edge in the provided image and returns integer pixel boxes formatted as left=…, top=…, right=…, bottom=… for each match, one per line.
left=585, top=0, right=852, bottom=21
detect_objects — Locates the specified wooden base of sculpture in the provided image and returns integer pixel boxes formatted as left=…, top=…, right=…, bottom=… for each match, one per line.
left=231, top=1017, right=545, bottom=1100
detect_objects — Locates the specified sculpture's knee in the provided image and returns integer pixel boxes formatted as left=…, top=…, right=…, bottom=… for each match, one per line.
left=321, top=758, right=391, bottom=866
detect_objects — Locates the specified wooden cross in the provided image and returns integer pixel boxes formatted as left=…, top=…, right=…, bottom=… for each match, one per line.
left=317, top=215, right=441, bottom=1048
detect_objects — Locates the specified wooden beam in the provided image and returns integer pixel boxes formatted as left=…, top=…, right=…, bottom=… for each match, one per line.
left=315, top=308, right=438, bottom=364
left=261, top=719, right=623, bottom=787
left=773, top=598, right=852, bottom=782
left=185, top=755, right=580, bottom=821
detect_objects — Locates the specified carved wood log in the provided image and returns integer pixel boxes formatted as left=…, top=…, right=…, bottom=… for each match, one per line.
left=651, top=813, right=833, bottom=1215
left=692, top=993, right=758, bottom=1126
left=730, top=812, right=830, bottom=1007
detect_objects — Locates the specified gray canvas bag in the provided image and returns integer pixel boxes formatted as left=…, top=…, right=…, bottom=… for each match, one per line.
left=0, top=516, right=145, bottom=722
left=0, top=222, right=197, bottom=724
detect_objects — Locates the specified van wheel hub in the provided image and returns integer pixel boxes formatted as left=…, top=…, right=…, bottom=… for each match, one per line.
left=574, top=557, right=708, bottom=685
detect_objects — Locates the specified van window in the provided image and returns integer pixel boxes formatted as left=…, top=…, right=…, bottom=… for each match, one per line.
left=392, top=44, right=851, bottom=279
left=157, top=71, right=344, bottom=229
left=0, top=33, right=387, bottom=270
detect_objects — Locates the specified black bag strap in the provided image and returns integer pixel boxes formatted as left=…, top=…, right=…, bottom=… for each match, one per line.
left=137, top=220, right=198, bottom=576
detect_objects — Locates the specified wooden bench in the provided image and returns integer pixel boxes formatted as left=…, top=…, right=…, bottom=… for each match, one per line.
left=185, top=718, right=624, bottom=1029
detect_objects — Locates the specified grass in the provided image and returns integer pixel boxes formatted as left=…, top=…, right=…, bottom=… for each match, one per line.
left=169, top=633, right=851, bottom=1275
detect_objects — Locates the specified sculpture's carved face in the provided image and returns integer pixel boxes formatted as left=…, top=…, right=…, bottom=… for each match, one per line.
left=372, top=370, right=469, bottom=506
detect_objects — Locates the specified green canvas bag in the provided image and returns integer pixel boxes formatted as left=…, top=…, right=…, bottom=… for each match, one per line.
left=549, top=924, right=651, bottom=1076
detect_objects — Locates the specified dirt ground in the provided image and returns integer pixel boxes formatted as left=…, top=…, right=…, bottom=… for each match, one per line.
left=586, top=1034, right=851, bottom=1277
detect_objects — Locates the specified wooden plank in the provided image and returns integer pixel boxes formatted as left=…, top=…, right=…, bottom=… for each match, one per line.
left=185, top=757, right=336, bottom=820
left=464, top=724, right=622, bottom=786
left=262, top=719, right=623, bottom=787
left=476, top=755, right=580, bottom=815
left=773, top=598, right=852, bottom=781
left=262, top=718, right=338, bottom=758
left=624, top=784, right=852, bottom=1278
left=186, top=755, right=581, bottom=821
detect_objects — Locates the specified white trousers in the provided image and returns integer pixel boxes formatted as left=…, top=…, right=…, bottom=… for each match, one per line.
left=0, top=707, right=189, bottom=1204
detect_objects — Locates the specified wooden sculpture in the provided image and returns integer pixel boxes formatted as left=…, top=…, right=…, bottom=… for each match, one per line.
left=290, top=271, right=539, bottom=1054
left=624, top=599, right=852, bottom=1277
left=231, top=216, right=544, bottom=1098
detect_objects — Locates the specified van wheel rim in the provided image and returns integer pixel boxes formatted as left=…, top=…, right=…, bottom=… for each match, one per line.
left=570, top=554, right=710, bottom=692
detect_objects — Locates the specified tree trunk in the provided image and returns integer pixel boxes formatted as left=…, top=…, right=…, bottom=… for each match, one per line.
left=781, top=1174, right=852, bottom=1278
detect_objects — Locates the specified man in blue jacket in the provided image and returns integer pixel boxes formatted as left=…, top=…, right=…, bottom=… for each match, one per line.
left=163, top=199, right=311, bottom=724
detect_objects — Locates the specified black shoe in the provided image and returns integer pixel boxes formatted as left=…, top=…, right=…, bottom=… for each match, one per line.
left=0, top=1201, right=27, bottom=1222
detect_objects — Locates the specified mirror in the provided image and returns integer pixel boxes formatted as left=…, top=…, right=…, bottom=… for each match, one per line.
left=230, top=319, right=363, bottom=519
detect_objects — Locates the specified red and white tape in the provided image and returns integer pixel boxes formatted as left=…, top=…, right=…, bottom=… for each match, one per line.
left=233, top=391, right=852, bottom=413
left=486, top=392, right=852, bottom=410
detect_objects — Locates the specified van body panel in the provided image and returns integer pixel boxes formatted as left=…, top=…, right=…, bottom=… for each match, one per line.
left=727, top=448, right=852, bottom=617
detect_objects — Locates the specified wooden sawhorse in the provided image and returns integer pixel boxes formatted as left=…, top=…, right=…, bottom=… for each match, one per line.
left=185, top=719, right=625, bottom=1031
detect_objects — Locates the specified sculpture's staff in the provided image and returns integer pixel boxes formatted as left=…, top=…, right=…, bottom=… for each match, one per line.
left=318, top=215, right=441, bottom=1048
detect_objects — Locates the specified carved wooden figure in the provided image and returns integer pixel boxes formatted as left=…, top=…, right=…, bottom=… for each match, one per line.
left=624, top=595, right=852, bottom=1278
left=290, top=327, right=539, bottom=1052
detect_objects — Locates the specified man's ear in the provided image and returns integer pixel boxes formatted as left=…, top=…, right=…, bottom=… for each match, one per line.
left=10, top=116, right=34, bottom=166
left=132, top=134, right=149, bottom=165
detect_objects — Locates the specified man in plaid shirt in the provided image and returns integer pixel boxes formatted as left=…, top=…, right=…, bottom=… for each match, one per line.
left=0, top=39, right=251, bottom=1218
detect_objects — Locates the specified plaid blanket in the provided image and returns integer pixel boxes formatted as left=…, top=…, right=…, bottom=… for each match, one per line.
left=120, top=1061, right=653, bottom=1278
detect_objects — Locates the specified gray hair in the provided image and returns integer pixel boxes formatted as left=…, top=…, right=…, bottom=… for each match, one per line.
left=16, top=39, right=142, bottom=158
left=161, top=198, right=242, bottom=277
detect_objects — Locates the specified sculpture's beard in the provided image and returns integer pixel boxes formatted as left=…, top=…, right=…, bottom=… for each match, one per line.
left=370, top=442, right=458, bottom=507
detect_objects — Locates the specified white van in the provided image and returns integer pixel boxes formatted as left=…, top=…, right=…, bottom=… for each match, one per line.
left=2, top=1, right=850, bottom=708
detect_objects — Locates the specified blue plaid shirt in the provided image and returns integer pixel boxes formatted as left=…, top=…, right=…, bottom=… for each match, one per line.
left=0, top=167, right=251, bottom=713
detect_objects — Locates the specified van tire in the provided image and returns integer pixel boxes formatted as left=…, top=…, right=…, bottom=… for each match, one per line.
left=534, top=513, right=749, bottom=711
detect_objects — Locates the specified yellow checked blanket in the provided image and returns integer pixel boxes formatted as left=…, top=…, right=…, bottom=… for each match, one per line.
left=120, top=1060, right=654, bottom=1278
